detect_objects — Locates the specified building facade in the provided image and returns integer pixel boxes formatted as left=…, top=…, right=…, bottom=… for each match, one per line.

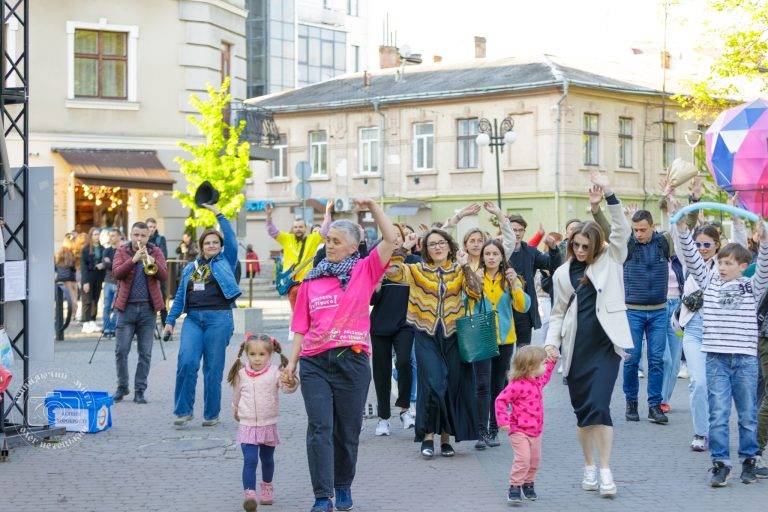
left=7, top=0, right=248, bottom=248
left=245, top=56, right=706, bottom=253
left=246, top=0, right=370, bottom=97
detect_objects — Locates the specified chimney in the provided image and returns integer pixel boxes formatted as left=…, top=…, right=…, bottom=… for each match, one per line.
left=433, top=55, right=442, bottom=64
left=379, top=45, right=402, bottom=69
left=474, top=36, right=486, bottom=59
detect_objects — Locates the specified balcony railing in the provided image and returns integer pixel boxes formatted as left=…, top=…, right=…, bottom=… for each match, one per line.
left=229, top=100, right=280, bottom=147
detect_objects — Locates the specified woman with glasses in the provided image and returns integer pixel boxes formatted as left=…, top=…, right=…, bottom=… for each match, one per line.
left=387, top=228, right=482, bottom=458
left=545, top=171, right=633, bottom=497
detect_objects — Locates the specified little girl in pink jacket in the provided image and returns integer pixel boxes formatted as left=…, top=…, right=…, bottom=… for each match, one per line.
left=495, top=345, right=557, bottom=504
left=227, top=333, right=298, bottom=511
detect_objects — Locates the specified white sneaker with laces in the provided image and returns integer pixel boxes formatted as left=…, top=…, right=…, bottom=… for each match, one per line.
left=82, top=321, right=94, bottom=334
left=400, top=410, right=415, bottom=430
left=375, top=419, right=390, bottom=436
left=582, top=465, right=598, bottom=491
left=599, top=468, right=617, bottom=497
left=677, top=362, right=690, bottom=379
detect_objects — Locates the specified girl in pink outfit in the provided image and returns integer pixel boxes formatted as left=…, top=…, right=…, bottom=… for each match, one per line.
left=227, top=333, right=299, bottom=512
left=495, top=345, right=557, bottom=504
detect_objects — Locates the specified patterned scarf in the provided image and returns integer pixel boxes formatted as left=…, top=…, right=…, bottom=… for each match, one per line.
left=305, top=252, right=360, bottom=289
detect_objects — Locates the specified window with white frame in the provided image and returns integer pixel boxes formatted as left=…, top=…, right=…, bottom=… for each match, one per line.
left=457, top=118, right=478, bottom=168
left=618, top=117, right=633, bottom=168
left=309, top=130, right=328, bottom=176
left=271, top=134, right=288, bottom=179
left=67, top=21, right=138, bottom=103
left=583, top=113, right=599, bottom=166
left=663, top=122, right=676, bottom=168
left=413, top=122, right=434, bottom=171
left=358, top=127, right=379, bottom=174
left=348, top=0, right=359, bottom=16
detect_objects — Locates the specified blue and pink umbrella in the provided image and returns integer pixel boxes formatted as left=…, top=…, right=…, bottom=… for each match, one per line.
left=706, top=98, right=768, bottom=217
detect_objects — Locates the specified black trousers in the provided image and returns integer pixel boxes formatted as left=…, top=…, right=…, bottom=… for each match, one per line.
left=371, top=330, right=414, bottom=419
left=300, top=347, right=371, bottom=499
left=81, top=277, right=104, bottom=322
left=513, top=311, right=533, bottom=348
left=474, top=344, right=515, bottom=433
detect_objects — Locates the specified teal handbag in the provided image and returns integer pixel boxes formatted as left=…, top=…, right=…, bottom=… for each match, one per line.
left=456, top=294, right=500, bottom=363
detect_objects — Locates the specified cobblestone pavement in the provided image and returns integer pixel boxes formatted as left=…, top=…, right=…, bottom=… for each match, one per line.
left=4, top=303, right=768, bottom=511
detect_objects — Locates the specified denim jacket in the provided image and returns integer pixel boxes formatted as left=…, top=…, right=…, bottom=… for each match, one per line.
left=166, top=214, right=241, bottom=326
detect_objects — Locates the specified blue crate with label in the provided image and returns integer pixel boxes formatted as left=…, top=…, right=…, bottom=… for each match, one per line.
left=44, top=389, right=113, bottom=433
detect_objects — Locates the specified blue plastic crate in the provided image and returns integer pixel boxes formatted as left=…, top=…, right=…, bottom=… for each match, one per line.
left=44, top=389, right=113, bottom=433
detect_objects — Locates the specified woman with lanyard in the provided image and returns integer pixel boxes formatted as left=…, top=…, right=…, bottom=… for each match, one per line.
left=389, top=227, right=482, bottom=459
left=545, top=171, right=633, bottom=496
left=472, top=238, right=531, bottom=450
left=285, top=198, right=396, bottom=512
left=370, top=223, right=420, bottom=437
left=165, top=203, right=241, bottom=428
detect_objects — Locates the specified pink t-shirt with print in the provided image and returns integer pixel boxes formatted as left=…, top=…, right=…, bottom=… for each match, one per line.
left=291, top=248, right=388, bottom=358
left=494, top=359, right=556, bottom=437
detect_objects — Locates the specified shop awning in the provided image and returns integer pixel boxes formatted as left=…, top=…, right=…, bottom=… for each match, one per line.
left=386, top=200, right=430, bottom=217
left=53, top=148, right=175, bottom=191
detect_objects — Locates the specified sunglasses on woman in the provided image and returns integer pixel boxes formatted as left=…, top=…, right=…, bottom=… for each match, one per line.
left=695, top=242, right=713, bottom=249
left=572, top=241, right=591, bottom=251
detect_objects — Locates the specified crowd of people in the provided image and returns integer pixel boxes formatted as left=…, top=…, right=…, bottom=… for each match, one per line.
left=53, top=170, right=768, bottom=511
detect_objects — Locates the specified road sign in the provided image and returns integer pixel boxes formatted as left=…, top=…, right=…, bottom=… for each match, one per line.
left=295, top=161, right=312, bottom=181
left=295, top=182, right=311, bottom=200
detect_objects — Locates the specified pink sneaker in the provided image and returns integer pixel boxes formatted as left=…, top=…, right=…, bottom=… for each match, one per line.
left=243, top=489, right=258, bottom=512
left=259, top=482, right=274, bottom=505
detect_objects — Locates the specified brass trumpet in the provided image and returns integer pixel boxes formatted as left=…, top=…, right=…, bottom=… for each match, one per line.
left=138, top=241, right=158, bottom=276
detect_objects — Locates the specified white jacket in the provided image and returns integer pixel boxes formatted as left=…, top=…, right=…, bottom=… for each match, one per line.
left=545, top=201, right=634, bottom=377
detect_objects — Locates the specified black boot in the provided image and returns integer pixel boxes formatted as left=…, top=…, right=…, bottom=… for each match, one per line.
left=648, top=405, right=669, bottom=424
left=113, top=387, right=129, bottom=403
left=475, top=427, right=488, bottom=450
left=625, top=401, right=639, bottom=422
left=486, top=427, right=501, bottom=447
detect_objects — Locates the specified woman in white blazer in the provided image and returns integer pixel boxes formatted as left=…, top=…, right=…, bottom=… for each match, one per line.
left=545, top=171, right=633, bottom=497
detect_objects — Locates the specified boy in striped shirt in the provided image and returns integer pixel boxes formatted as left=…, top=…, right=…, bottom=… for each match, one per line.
left=676, top=217, right=768, bottom=487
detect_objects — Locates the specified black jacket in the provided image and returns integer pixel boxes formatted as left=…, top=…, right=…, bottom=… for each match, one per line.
left=80, top=245, right=106, bottom=285
left=149, top=233, right=168, bottom=259
left=508, top=242, right=562, bottom=329
left=370, top=253, right=421, bottom=336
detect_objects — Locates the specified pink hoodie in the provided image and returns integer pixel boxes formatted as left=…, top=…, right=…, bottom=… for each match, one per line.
left=494, top=359, right=555, bottom=437
left=231, top=365, right=298, bottom=427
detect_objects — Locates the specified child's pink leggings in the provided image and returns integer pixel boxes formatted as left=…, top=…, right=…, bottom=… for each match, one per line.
left=508, top=432, right=542, bottom=486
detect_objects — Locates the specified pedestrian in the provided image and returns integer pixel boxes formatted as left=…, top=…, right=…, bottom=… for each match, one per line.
left=175, top=231, right=199, bottom=265
left=507, top=214, right=562, bottom=349
left=285, top=198, right=396, bottom=512
left=100, top=228, right=121, bottom=337
left=147, top=217, right=169, bottom=325
left=546, top=171, right=633, bottom=497
left=54, top=234, right=78, bottom=321
left=675, top=211, right=768, bottom=486
left=265, top=203, right=323, bottom=310
left=228, top=333, right=299, bottom=511
left=80, top=227, right=106, bottom=334
left=245, top=244, right=261, bottom=278
left=165, top=203, right=240, bottom=428
left=388, top=227, right=482, bottom=459
left=495, top=345, right=557, bottom=504
left=473, top=238, right=531, bottom=450
left=371, top=224, right=419, bottom=437
left=111, top=222, right=168, bottom=404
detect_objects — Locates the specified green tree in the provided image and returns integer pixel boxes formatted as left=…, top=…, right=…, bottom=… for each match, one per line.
left=174, top=78, right=251, bottom=228
left=672, top=0, right=768, bottom=120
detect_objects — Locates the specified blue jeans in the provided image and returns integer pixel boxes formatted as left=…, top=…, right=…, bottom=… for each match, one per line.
left=241, top=443, right=275, bottom=490
left=681, top=313, right=709, bottom=437
left=662, top=298, right=683, bottom=404
left=102, top=282, right=118, bottom=333
left=706, top=352, right=759, bottom=465
left=173, top=308, right=233, bottom=421
left=624, top=308, right=667, bottom=407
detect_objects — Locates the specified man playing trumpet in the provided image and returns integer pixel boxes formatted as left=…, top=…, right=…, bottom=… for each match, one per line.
left=111, top=221, right=168, bottom=404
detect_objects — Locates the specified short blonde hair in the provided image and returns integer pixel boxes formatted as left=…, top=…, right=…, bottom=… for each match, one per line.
left=508, top=345, right=548, bottom=380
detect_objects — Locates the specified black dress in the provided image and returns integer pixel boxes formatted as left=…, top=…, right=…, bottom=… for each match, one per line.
left=567, top=260, right=621, bottom=427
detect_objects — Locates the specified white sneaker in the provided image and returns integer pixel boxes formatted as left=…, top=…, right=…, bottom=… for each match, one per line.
left=582, top=465, right=598, bottom=491
left=82, top=321, right=94, bottom=334
left=557, top=365, right=563, bottom=374
left=400, top=410, right=415, bottom=430
left=599, top=468, right=617, bottom=497
left=375, top=419, right=390, bottom=436
left=677, top=362, right=689, bottom=379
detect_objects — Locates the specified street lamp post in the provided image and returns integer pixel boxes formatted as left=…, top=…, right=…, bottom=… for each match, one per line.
left=476, top=116, right=517, bottom=207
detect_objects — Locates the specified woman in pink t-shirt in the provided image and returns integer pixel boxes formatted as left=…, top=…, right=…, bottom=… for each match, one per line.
left=285, top=198, right=396, bottom=512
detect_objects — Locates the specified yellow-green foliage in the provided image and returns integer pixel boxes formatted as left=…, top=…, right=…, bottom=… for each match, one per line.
left=174, top=78, right=251, bottom=228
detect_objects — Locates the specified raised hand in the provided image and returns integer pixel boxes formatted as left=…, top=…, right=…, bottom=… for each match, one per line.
left=542, top=234, right=557, bottom=250
left=325, top=199, right=335, bottom=214
left=624, top=202, right=639, bottom=218
left=353, top=198, right=374, bottom=210
left=483, top=200, right=502, bottom=216
left=690, top=175, right=703, bottom=201
left=202, top=203, right=221, bottom=215
left=459, top=203, right=481, bottom=218
left=659, top=176, right=675, bottom=198
left=265, top=203, right=274, bottom=216
left=456, top=249, right=469, bottom=266
left=588, top=185, right=604, bottom=206
left=589, top=169, right=610, bottom=190
left=403, top=232, right=419, bottom=250
left=418, top=223, right=430, bottom=235
left=505, top=267, right=519, bottom=286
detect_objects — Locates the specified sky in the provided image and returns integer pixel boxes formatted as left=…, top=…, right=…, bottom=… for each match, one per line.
left=364, top=0, right=727, bottom=92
